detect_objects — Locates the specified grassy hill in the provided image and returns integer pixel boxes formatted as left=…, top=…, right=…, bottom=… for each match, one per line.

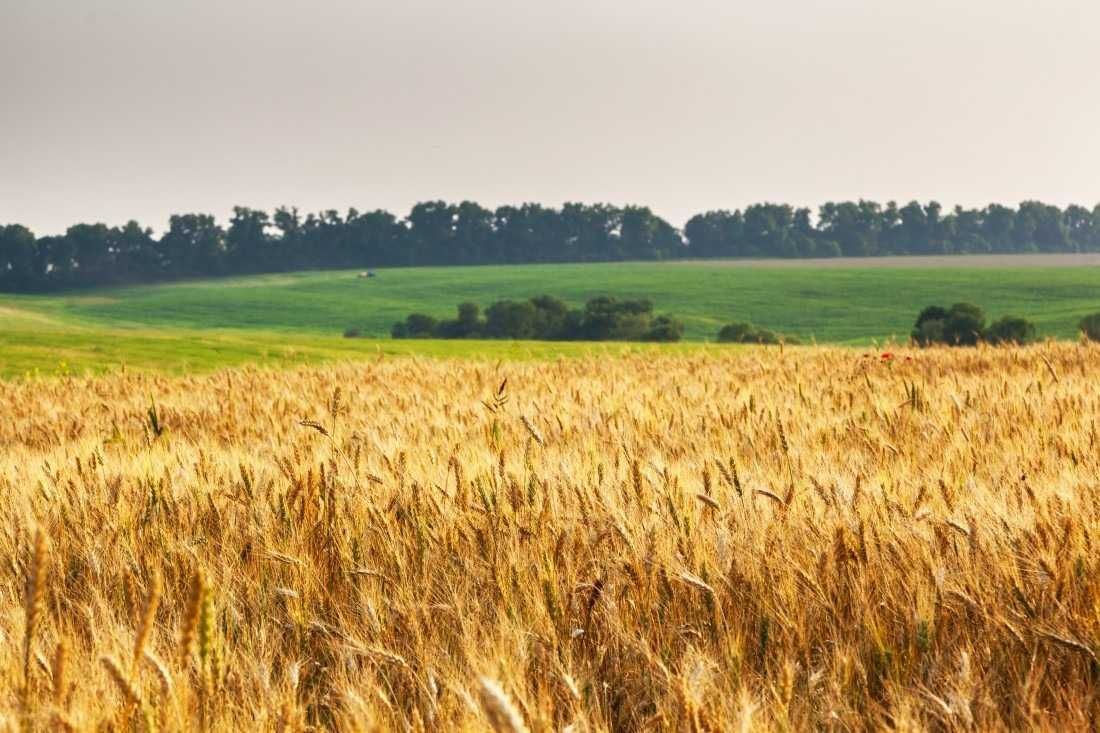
left=2, top=259, right=1099, bottom=376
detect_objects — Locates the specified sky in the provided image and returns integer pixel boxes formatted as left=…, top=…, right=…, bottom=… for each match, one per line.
left=2, top=0, right=1099, bottom=235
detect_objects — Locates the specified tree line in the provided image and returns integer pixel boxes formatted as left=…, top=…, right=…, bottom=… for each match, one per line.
left=3, top=199, right=1100, bottom=292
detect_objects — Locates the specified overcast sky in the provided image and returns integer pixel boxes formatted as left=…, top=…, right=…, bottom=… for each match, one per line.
left=3, top=0, right=1099, bottom=235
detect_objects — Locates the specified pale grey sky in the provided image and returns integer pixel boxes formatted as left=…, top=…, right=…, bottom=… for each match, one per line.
left=2, top=0, right=1099, bottom=235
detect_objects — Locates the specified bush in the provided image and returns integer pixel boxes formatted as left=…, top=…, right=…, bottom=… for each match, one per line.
left=943, top=302, right=986, bottom=345
left=392, top=313, right=438, bottom=339
left=911, top=303, right=986, bottom=346
left=1080, top=313, right=1100, bottom=342
left=913, top=303, right=1040, bottom=346
left=911, top=318, right=945, bottom=346
left=580, top=296, right=654, bottom=340
left=717, top=322, right=757, bottom=343
left=343, top=327, right=362, bottom=339
left=985, top=316, right=1037, bottom=345
left=716, top=322, right=797, bottom=344
left=484, top=300, right=538, bottom=339
left=642, top=315, right=684, bottom=342
left=390, top=295, right=684, bottom=342
left=433, top=302, right=485, bottom=338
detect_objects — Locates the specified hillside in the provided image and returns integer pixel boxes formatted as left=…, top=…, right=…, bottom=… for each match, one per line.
left=2, top=257, right=1099, bottom=376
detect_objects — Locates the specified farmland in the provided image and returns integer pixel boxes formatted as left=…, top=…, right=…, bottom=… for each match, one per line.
left=2, top=257, right=1100, bottom=377
left=3, top=343, right=1100, bottom=730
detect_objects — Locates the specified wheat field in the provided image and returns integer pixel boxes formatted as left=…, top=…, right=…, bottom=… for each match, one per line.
left=2, top=345, right=1100, bottom=731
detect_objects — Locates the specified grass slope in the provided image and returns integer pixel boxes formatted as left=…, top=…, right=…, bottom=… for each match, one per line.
left=0, top=318, right=713, bottom=379
left=2, top=260, right=1098, bottom=376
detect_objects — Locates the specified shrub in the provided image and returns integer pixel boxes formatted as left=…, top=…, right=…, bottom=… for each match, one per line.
left=911, top=303, right=987, bottom=346
left=912, top=318, right=945, bottom=346
left=343, top=327, right=362, bottom=339
left=716, top=322, right=797, bottom=344
left=390, top=295, right=683, bottom=342
left=1080, top=313, right=1100, bottom=342
left=529, top=295, right=571, bottom=339
left=642, top=315, right=685, bottom=342
left=580, top=297, right=654, bottom=340
left=392, top=313, right=438, bottom=339
left=484, top=300, right=538, bottom=339
left=985, top=316, right=1037, bottom=345
left=433, top=302, right=485, bottom=338
left=942, top=302, right=986, bottom=345
left=717, top=322, right=757, bottom=343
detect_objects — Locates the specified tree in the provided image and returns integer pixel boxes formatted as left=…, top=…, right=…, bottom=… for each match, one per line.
left=65, top=224, right=113, bottom=285
left=484, top=300, right=537, bottom=339
left=580, top=296, right=652, bottom=340
left=452, top=202, right=494, bottom=265
left=912, top=303, right=988, bottom=346
left=642, top=315, right=684, bottom=342
left=985, top=316, right=1037, bottom=345
left=39, top=234, right=77, bottom=286
left=406, top=201, right=456, bottom=265
left=1064, top=205, right=1095, bottom=252
left=432, top=302, right=484, bottom=338
left=913, top=305, right=949, bottom=331
left=561, top=203, right=620, bottom=262
left=818, top=201, right=881, bottom=257
left=1019, top=201, right=1068, bottom=252
left=982, top=204, right=1016, bottom=252
left=347, top=209, right=405, bottom=267
left=620, top=206, right=682, bottom=260
left=943, top=302, right=986, bottom=345
left=529, top=295, right=570, bottom=339
left=0, top=224, right=40, bottom=290
left=227, top=207, right=272, bottom=273
left=158, top=214, right=225, bottom=276
left=743, top=204, right=797, bottom=258
left=111, top=221, right=160, bottom=282
left=392, top=313, right=438, bottom=338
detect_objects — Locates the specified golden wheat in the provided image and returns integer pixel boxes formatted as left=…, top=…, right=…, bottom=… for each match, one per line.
left=2, top=344, right=1100, bottom=730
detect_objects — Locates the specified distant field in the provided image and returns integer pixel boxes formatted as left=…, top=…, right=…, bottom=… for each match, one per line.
left=2, top=256, right=1099, bottom=376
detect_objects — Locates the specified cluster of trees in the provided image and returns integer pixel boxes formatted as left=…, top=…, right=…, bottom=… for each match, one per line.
left=715, top=322, right=799, bottom=344
left=910, top=303, right=1037, bottom=346
left=0, top=204, right=680, bottom=292
left=389, top=296, right=684, bottom=342
left=685, top=201, right=1100, bottom=259
left=5, top=199, right=1100, bottom=292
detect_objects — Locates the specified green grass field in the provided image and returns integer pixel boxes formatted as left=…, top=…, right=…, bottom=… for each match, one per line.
left=2, top=260, right=1098, bottom=377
